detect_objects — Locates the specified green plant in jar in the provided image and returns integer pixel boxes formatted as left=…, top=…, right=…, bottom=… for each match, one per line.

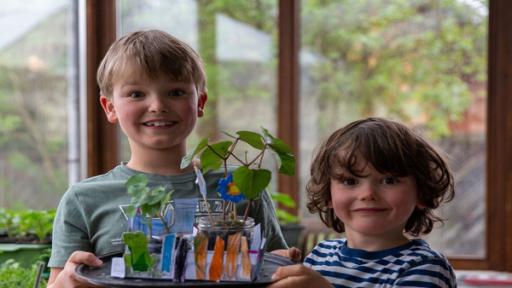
left=122, top=175, right=174, bottom=273
left=181, top=127, right=296, bottom=222
left=124, top=174, right=173, bottom=239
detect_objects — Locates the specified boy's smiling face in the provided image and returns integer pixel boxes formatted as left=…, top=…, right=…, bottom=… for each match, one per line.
left=329, top=153, right=418, bottom=250
left=100, top=61, right=207, bottom=156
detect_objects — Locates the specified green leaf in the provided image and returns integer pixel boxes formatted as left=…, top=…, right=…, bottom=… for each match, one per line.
left=236, top=130, right=265, bottom=150
left=268, top=138, right=293, bottom=155
left=200, top=141, right=232, bottom=172
left=268, top=149, right=295, bottom=176
left=261, top=127, right=275, bottom=144
left=233, top=166, right=271, bottom=200
left=271, top=192, right=296, bottom=208
left=126, top=174, right=148, bottom=191
left=134, top=188, right=152, bottom=207
left=124, top=205, right=137, bottom=217
left=209, top=141, right=233, bottom=158
left=260, top=127, right=295, bottom=175
left=181, top=138, right=208, bottom=169
left=275, top=209, right=299, bottom=224
left=277, top=152, right=295, bottom=175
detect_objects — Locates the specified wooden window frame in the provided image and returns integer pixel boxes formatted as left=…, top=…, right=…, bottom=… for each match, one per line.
left=85, top=0, right=512, bottom=271
left=85, top=0, right=118, bottom=177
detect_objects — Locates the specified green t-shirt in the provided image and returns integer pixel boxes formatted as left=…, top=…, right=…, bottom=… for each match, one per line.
left=48, top=164, right=287, bottom=268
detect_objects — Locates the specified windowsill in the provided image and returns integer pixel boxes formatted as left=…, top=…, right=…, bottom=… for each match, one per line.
left=456, top=270, right=512, bottom=287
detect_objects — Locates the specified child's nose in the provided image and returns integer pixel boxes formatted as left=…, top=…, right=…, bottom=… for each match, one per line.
left=359, top=184, right=378, bottom=201
left=149, top=95, right=168, bottom=113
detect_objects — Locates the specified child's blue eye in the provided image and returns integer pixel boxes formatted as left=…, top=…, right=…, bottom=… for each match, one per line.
left=169, top=89, right=186, bottom=97
left=342, top=178, right=357, bottom=186
left=128, top=91, right=144, bottom=98
left=382, top=176, right=398, bottom=184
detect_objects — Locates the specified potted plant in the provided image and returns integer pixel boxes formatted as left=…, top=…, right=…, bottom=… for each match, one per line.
left=115, top=127, right=295, bottom=282
left=0, top=209, right=54, bottom=268
left=181, top=127, right=295, bottom=281
left=180, top=128, right=295, bottom=226
left=122, top=174, right=173, bottom=275
left=271, top=191, right=304, bottom=248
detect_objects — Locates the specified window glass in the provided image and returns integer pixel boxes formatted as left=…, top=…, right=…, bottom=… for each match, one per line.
left=117, top=0, right=278, bottom=171
left=0, top=1, right=78, bottom=209
left=300, top=0, right=488, bottom=258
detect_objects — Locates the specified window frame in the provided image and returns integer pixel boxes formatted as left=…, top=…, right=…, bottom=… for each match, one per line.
left=85, top=0, right=512, bottom=271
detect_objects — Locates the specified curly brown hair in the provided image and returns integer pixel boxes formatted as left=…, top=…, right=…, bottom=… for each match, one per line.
left=306, top=117, right=455, bottom=236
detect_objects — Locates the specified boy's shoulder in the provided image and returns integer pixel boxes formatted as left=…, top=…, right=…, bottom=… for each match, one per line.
left=310, top=238, right=346, bottom=255
left=404, top=239, right=452, bottom=264
left=63, top=165, right=130, bottom=197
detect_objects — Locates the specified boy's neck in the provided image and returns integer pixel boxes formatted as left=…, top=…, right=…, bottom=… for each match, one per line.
left=127, top=147, right=193, bottom=176
left=345, top=231, right=410, bottom=252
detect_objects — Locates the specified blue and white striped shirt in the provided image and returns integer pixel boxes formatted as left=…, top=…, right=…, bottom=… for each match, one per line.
left=304, top=238, right=456, bottom=287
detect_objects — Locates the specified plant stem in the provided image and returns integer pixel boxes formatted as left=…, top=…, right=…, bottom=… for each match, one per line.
left=229, top=152, right=247, bottom=165
left=247, top=145, right=267, bottom=167
left=227, top=138, right=239, bottom=157
left=158, top=212, right=169, bottom=234
left=257, top=148, right=266, bottom=168
left=147, top=215, right=153, bottom=241
left=243, top=199, right=252, bottom=222
left=223, top=200, right=227, bottom=222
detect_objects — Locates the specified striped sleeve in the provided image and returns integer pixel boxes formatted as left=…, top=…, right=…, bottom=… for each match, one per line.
left=395, top=257, right=457, bottom=287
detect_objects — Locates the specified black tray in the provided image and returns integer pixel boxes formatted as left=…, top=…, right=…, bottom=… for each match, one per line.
left=76, top=252, right=294, bottom=287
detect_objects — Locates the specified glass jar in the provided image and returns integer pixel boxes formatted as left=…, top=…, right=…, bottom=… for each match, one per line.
left=196, top=215, right=256, bottom=281
left=197, top=215, right=255, bottom=246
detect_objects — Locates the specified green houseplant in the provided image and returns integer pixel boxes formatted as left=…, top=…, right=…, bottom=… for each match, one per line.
left=180, top=127, right=295, bottom=223
left=117, top=127, right=295, bottom=280
left=0, top=259, right=48, bottom=287
left=270, top=192, right=304, bottom=248
left=181, top=128, right=296, bottom=281
left=122, top=174, right=174, bottom=274
left=0, top=209, right=54, bottom=268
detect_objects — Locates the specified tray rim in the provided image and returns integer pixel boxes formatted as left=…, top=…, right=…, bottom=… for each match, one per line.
left=75, top=251, right=294, bottom=287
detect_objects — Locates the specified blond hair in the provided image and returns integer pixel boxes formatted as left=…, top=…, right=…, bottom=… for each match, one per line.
left=97, top=30, right=206, bottom=97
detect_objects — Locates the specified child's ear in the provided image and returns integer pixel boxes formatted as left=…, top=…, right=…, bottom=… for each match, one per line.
left=100, top=95, right=118, bottom=123
left=416, top=203, right=426, bottom=210
left=197, top=91, right=208, bottom=117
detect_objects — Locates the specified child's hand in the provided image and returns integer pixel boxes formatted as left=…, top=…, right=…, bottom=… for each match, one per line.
left=268, top=264, right=333, bottom=288
left=270, top=247, right=302, bottom=262
left=47, top=251, right=103, bottom=288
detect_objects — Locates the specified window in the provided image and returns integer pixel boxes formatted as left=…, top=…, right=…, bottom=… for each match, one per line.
left=0, top=1, right=79, bottom=209
left=299, top=0, right=488, bottom=259
left=116, top=0, right=279, bottom=164
left=85, top=0, right=512, bottom=271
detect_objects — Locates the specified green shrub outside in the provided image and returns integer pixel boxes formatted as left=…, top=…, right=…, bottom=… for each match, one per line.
left=0, top=259, right=47, bottom=288
left=0, top=209, right=55, bottom=243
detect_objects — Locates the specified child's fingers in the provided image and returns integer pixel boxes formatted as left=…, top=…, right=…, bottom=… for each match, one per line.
left=288, top=247, right=302, bottom=262
left=48, top=252, right=103, bottom=288
left=268, top=275, right=306, bottom=288
left=271, top=264, right=307, bottom=280
left=270, top=265, right=332, bottom=288
left=270, top=249, right=289, bottom=258
left=270, top=247, right=302, bottom=262
left=68, top=251, right=103, bottom=267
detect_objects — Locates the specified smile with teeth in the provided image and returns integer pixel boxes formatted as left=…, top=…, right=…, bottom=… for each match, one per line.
left=143, top=121, right=176, bottom=127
